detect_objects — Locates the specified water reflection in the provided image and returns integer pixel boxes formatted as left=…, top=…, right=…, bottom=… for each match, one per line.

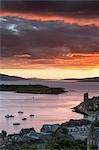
left=0, top=81, right=99, bottom=134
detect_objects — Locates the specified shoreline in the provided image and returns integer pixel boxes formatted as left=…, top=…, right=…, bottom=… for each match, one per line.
left=72, top=93, right=99, bottom=118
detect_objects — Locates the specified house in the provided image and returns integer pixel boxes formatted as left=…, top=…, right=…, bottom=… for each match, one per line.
left=84, top=114, right=99, bottom=122
left=83, top=94, right=99, bottom=122
left=84, top=94, right=99, bottom=111
left=87, top=119, right=99, bottom=150
left=40, top=132, right=53, bottom=142
left=7, top=133, right=22, bottom=143
left=41, top=124, right=59, bottom=133
left=22, top=131, right=40, bottom=142
left=20, top=128, right=35, bottom=137
left=54, top=126, right=74, bottom=142
left=62, top=119, right=91, bottom=140
left=22, top=130, right=53, bottom=142
left=0, top=133, right=3, bottom=145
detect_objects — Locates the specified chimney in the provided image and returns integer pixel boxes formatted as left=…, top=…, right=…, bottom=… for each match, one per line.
left=84, top=93, right=88, bottom=102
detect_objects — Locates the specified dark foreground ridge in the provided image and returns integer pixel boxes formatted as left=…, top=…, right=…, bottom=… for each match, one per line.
left=0, top=84, right=67, bottom=94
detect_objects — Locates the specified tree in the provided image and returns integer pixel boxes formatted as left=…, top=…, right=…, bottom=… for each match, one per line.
left=89, top=145, right=97, bottom=150
left=1, top=130, right=7, bottom=140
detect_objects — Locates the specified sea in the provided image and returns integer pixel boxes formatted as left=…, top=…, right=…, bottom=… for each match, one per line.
left=0, top=80, right=99, bottom=134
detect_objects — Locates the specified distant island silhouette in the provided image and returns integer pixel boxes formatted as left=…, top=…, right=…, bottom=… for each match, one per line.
left=0, top=74, right=99, bottom=82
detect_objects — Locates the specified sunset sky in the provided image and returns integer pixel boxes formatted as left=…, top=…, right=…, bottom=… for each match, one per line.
left=0, top=0, right=99, bottom=79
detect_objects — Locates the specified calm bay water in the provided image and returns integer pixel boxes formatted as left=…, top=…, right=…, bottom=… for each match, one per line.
left=0, top=81, right=99, bottom=134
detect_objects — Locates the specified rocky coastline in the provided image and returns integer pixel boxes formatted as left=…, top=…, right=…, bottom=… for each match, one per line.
left=72, top=93, right=99, bottom=117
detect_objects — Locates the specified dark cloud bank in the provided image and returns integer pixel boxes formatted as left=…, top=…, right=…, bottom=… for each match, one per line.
left=0, top=0, right=99, bottom=69
left=1, top=0, right=99, bottom=19
left=0, top=16, right=99, bottom=60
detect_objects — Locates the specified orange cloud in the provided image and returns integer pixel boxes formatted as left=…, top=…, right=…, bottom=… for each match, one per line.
left=0, top=53, right=99, bottom=70
left=0, top=12, right=99, bottom=27
left=15, top=54, right=31, bottom=58
left=0, top=11, right=99, bottom=72
left=66, top=53, right=99, bottom=58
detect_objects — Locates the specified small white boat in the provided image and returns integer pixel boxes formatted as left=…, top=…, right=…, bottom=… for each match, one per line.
left=13, top=123, right=20, bottom=126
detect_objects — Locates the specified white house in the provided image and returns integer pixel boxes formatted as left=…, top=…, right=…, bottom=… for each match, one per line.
left=65, top=119, right=91, bottom=140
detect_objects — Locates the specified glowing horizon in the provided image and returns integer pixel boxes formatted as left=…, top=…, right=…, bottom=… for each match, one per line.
left=0, top=1, right=99, bottom=78
left=0, top=69, right=99, bottom=79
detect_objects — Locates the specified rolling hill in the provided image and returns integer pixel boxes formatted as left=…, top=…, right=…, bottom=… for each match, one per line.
left=0, top=74, right=27, bottom=81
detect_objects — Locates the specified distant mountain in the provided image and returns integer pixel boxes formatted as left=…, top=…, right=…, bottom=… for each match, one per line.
left=0, top=74, right=27, bottom=81
left=64, top=77, right=99, bottom=82
left=28, top=78, right=45, bottom=81
left=0, top=74, right=99, bottom=82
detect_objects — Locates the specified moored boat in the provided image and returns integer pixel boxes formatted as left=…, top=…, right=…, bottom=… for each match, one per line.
left=13, top=122, right=20, bottom=126
left=22, top=118, right=27, bottom=121
left=18, top=111, right=24, bottom=114
left=30, top=114, right=34, bottom=117
left=5, top=115, right=14, bottom=118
